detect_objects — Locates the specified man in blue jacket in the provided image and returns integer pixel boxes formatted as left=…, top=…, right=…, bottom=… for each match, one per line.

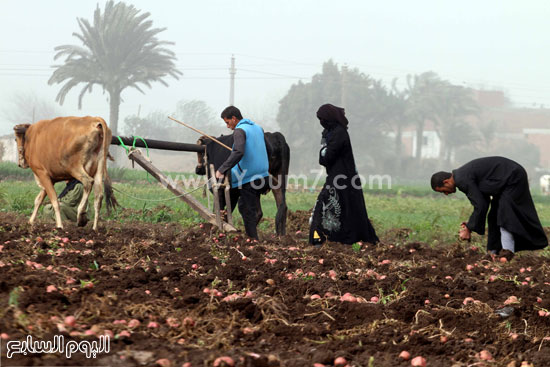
left=215, top=106, right=270, bottom=240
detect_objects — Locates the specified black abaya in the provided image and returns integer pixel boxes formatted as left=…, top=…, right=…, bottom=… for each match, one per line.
left=309, top=105, right=378, bottom=245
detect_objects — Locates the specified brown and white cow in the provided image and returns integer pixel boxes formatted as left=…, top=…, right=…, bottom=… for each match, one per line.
left=14, top=116, right=116, bottom=230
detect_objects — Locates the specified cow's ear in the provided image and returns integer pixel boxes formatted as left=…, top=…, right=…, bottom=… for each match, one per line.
left=14, top=124, right=31, bottom=134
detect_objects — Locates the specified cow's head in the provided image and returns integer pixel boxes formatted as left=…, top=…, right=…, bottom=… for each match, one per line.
left=13, top=124, right=31, bottom=169
left=195, top=136, right=210, bottom=175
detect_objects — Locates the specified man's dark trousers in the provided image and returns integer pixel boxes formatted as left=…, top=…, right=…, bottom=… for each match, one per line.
left=237, top=178, right=268, bottom=240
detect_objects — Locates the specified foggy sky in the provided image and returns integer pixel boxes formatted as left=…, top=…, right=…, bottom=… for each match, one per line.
left=1, top=0, right=549, bottom=136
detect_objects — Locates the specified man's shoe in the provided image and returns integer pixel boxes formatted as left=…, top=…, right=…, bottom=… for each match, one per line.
left=498, top=249, right=515, bottom=262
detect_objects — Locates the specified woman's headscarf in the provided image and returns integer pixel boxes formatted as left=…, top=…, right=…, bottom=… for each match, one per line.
left=316, top=104, right=349, bottom=129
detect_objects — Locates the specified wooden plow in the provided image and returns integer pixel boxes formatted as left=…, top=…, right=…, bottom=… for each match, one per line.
left=111, top=136, right=236, bottom=232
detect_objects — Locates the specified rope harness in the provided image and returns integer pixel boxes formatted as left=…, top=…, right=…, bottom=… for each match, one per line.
left=116, top=135, right=155, bottom=184
left=111, top=182, right=209, bottom=202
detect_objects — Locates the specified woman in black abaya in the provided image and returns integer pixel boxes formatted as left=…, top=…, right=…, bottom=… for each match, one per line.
left=309, top=104, right=379, bottom=246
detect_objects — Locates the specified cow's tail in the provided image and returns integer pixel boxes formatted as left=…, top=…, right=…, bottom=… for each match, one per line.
left=104, top=172, right=119, bottom=214
left=280, top=136, right=290, bottom=195
left=97, top=118, right=119, bottom=213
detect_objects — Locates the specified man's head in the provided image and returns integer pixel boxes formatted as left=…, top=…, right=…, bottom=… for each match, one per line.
left=431, top=171, right=456, bottom=195
left=221, top=106, right=243, bottom=130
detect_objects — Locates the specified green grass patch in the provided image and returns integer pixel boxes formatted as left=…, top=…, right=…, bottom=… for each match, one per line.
left=0, top=161, right=34, bottom=180
left=2, top=178, right=550, bottom=249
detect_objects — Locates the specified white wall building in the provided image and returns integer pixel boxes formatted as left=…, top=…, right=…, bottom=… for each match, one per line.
left=0, top=134, right=17, bottom=163
left=411, top=130, right=441, bottom=159
left=385, top=130, right=441, bottom=159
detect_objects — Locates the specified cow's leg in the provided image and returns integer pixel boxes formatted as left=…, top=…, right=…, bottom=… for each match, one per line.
left=32, top=172, right=62, bottom=228
left=72, top=171, right=94, bottom=228
left=29, top=189, right=47, bottom=225
left=195, top=138, right=207, bottom=175
left=89, top=155, right=110, bottom=231
left=91, top=172, right=104, bottom=231
left=29, top=175, right=47, bottom=225
left=272, top=187, right=288, bottom=236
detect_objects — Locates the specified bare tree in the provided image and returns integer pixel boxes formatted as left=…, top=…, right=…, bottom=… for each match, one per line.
left=2, top=92, right=63, bottom=124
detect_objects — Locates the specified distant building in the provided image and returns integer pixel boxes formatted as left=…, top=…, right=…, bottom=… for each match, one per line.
left=0, top=134, right=17, bottom=163
left=472, top=89, right=510, bottom=109
left=385, top=127, right=441, bottom=159
left=486, top=108, right=550, bottom=168
left=389, top=90, right=550, bottom=169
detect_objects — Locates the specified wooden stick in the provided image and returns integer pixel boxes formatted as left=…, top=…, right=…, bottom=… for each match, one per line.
left=224, top=175, right=233, bottom=226
left=168, top=116, right=232, bottom=151
left=127, top=149, right=236, bottom=232
left=210, top=164, right=223, bottom=230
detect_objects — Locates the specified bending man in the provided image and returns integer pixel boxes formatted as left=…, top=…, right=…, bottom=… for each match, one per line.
left=431, top=156, right=548, bottom=260
left=44, top=179, right=89, bottom=224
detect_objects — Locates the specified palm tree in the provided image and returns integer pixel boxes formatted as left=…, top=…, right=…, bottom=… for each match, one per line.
left=386, top=79, right=408, bottom=170
left=48, top=0, right=181, bottom=136
left=404, top=71, right=446, bottom=162
left=431, top=85, right=480, bottom=164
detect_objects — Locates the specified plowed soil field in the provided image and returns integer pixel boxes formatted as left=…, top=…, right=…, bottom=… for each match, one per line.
left=1, top=211, right=550, bottom=367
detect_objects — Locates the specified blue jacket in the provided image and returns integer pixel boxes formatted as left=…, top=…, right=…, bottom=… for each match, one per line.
left=231, top=119, right=269, bottom=187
